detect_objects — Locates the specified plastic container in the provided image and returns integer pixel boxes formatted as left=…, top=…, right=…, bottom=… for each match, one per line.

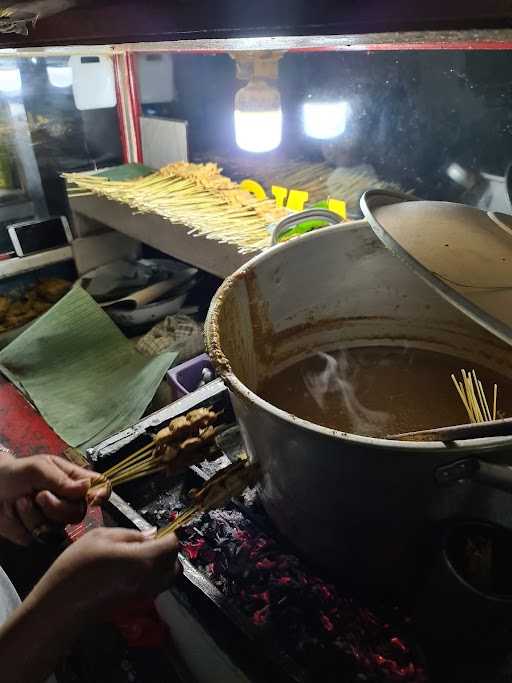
left=167, top=353, right=215, bottom=399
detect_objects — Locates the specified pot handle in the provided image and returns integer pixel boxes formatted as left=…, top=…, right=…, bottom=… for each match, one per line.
left=270, top=209, right=342, bottom=245
left=436, top=458, right=512, bottom=495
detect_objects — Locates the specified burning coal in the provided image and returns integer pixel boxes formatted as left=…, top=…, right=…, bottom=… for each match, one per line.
left=302, top=351, right=389, bottom=435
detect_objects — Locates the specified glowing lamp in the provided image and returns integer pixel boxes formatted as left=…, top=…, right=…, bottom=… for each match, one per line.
left=303, top=100, right=348, bottom=140
left=234, top=78, right=282, bottom=153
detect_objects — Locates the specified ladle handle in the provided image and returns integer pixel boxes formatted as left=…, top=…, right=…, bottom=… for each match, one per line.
left=436, top=458, right=512, bottom=495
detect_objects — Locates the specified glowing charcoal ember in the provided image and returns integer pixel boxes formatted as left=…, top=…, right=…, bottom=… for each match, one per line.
left=177, top=508, right=427, bottom=682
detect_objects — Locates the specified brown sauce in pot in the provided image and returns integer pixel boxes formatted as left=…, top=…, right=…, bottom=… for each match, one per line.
left=258, top=347, right=512, bottom=437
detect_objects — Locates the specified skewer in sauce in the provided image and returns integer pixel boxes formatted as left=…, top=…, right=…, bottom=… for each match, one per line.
left=258, top=346, right=512, bottom=438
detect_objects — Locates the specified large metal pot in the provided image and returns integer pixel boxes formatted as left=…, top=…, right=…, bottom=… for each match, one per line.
left=205, top=220, right=512, bottom=592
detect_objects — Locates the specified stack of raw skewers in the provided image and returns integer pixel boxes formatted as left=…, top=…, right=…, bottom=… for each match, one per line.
left=64, top=163, right=288, bottom=253
left=216, top=157, right=403, bottom=213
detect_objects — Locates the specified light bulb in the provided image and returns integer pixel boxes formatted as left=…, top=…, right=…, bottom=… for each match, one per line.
left=303, top=100, right=348, bottom=140
left=47, top=65, right=73, bottom=88
left=0, top=69, right=20, bottom=95
left=234, top=78, right=282, bottom=153
left=0, top=68, right=21, bottom=95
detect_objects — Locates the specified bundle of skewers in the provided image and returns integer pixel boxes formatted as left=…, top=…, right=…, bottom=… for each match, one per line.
left=390, top=369, right=506, bottom=442
left=87, top=407, right=227, bottom=502
left=451, top=369, right=497, bottom=424
left=157, top=459, right=260, bottom=538
left=86, top=403, right=260, bottom=539
left=64, top=162, right=288, bottom=254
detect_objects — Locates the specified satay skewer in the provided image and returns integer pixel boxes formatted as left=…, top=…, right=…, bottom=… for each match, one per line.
left=87, top=408, right=225, bottom=496
left=157, top=460, right=260, bottom=538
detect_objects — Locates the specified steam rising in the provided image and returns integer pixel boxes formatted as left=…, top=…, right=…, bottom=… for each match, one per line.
left=302, top=351, right=388, bottom=435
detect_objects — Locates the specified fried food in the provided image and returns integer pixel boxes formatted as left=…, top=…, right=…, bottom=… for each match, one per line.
left=32, top=300, right=52, bottom=315
left=36, top=278, right=71, bottom=303
left=5, top=310, right=35, bottom=328
left=0, top=278, right=71, bottom=333
left=0, top=296, right=9, bottom=322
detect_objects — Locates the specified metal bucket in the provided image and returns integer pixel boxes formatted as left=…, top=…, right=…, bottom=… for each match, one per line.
left=205, top=220, right=512, bottom=592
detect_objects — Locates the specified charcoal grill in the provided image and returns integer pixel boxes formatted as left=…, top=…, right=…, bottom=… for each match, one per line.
left=86, top=379, right=425, bottom=683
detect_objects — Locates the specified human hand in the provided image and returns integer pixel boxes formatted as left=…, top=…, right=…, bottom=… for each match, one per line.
left=31, top=527, right=181, bottom=618
left=0, top=454, right=100, bottom=545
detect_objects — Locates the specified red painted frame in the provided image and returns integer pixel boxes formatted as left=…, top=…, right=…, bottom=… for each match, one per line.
left=125, top=52, right=143, bottom=164
left=113, top=53, right=129, bottom=164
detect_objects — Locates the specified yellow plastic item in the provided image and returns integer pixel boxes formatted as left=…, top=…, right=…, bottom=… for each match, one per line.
left=240, top=178, right=268, bottom=200
left=327, top=198, right=347, bottom=219
left=286, top=189, right=309, bottom=211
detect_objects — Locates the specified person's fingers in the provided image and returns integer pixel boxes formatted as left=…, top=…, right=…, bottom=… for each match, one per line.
left=86, top=490, right=103, bottom=507
left=21, top=456, right=90, bottom=501
left=0, top=502, right=32, bottom=546
left=135, top=532, right=180, bottom=568
left=34, top=490, right=87, bottom=525
left=140, top=527, right=158, bottom=540
left=93, top=526, right=150, bottom=544
left=85, top=481, right=111, bottom=507
left=50, top=456, right=93, bottom=481
left=15, top=496, right=45, bottom=533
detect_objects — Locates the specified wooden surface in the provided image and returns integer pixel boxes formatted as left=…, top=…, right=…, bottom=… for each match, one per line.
left=0, top=1, right=511, bottom=49
left=69, top=194, right=251, bottom=278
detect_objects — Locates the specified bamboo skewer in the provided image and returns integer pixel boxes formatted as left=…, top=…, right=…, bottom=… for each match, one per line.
left=451, top=374, right=473, bottom=422
left=452, top=369, right=500, bottom=426
left=157, top=505, right=202, bottom=539
left=477, top=379, right=492, bottom=422
left=389, top=417, right=512, bottom=442
left=101, top=441, right=155, bottom=479
left=469, top=372, right=480, bottom=421
left=390, top=371, right=505, bottom=442
left=157, top=461, right=260, bottom=539
left=109, top=465, right=168, bottom=487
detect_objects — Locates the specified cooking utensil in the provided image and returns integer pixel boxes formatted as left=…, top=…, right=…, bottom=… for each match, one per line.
left=103, top=270, right=196, bottom=310
left=205, top=216, right=512, bottom=592
left=104, top=269, right=199, bottom=328
left=107, top=291, right=190, bottom=328
left=389, top=418, right=512, bottom=442
left=79, top=258, right=197, bottom=303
